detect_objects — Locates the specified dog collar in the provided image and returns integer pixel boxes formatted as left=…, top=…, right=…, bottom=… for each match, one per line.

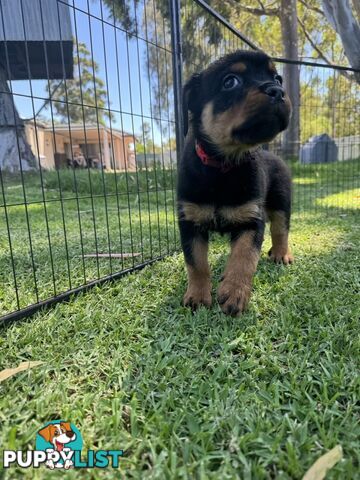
left=195, top=141, right=232, bottom=173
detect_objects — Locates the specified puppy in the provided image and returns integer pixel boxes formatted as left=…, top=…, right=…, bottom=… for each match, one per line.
left=38, top=422, right=76, bottom=469
left=177, top=50, right=293, bottom=317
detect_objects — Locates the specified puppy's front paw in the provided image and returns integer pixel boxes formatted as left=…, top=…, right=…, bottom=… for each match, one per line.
left=217, top=280, right=251, bottom=316
left=268, top=248, right=294, bottom=265
left=183, top=284, right=212, bottom=310
left=64, top=459, right=74, bottom=470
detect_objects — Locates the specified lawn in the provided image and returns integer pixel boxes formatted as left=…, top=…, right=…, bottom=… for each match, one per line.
left=0, top=159, right=359, bottom=478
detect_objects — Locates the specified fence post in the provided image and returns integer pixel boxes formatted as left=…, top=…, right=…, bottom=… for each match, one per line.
left=169, top=0, right=184, bottom=162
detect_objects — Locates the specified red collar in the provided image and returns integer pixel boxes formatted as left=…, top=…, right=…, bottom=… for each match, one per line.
left=195, top=141, right=232, bottom=173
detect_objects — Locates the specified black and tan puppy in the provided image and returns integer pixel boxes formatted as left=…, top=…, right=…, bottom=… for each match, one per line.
left=177, top=50, right=294, bottom=317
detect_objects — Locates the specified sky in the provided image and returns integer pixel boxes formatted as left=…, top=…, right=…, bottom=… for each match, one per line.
left=7, top=0, right=175, bottom=144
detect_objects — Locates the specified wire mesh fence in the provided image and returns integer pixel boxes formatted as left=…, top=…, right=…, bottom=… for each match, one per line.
left=0, top=0, right=179, bottom=322
left=0, top=0, right=359, bottom=323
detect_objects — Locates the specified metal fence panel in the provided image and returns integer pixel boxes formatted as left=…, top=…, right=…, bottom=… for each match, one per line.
left=0, top=0, right=178, bottom=323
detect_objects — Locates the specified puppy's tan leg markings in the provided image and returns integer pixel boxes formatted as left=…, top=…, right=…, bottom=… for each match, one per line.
left=180, top=201, right=215, bottom=225
left=217, top=231, right=260, bottom=317
left=267, top=210, right=293, bottom=264
left=184, top=238, right=212, bottom=310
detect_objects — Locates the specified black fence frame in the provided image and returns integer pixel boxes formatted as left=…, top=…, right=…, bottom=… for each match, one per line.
left=0, top=0, right=359, bottom=325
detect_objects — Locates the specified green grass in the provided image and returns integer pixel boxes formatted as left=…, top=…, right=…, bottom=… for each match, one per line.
left=0, top=159, right=359, bottom=478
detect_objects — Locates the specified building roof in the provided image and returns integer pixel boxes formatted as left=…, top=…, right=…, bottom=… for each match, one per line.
left=0, top=0, right=73, bottom=80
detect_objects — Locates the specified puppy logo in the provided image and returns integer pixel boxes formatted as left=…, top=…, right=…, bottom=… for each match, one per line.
left=35, top=420, right=82, bottom=469
left=3, top=420, right=122, bottom=469
left=38, top=422, right=76, bottom=452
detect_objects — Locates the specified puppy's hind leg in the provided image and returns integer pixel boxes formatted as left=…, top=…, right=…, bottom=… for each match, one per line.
left=266, top=164, right=294, bottom=265
left=179, top=220, right=212, bottom=310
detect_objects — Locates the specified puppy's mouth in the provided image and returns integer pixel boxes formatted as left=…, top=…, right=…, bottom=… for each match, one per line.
left=55, top=440, right=65, bottom=451
left=232, top=105, right=290, bottom=145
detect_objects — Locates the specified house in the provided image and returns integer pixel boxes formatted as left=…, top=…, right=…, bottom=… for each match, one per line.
left=25, top=122, right=136, bottom=171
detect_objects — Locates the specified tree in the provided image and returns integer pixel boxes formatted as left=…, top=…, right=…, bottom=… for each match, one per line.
left=0, top=68, right=35, bottom=172
left=136, top=121, right=161, bottom=154
left=321, top=0, right=360, bottom=82
left=280, top=0, right=300, bottom=157
left=47, top=41, right=112, bottom=125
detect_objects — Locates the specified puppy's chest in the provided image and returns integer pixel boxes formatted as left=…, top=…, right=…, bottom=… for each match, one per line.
left=179, top=200, right=263, bottom=231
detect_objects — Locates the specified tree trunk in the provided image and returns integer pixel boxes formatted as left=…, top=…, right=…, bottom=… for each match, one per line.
left=0, top=67, right=35, bottom=172
left=280, top=0, right=300, bottom=159
left=352, top=0, right=360, bottom=24
left=322, top=0, right=360, bottom=83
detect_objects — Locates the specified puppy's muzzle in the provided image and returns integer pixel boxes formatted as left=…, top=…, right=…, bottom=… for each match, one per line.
left=259, top=82, right=285, bottom=103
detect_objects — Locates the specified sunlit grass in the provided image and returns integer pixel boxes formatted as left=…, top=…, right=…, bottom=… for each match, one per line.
left=317, top=188, right=360, bottom=210
left=292, top=177, right=318, bottom=185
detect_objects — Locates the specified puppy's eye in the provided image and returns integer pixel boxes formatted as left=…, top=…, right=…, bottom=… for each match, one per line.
left=274, top=74, right=283, bottom=85
left=222, top=75, right=241, bottom=90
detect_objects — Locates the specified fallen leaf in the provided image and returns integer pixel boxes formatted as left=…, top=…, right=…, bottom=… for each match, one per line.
left=0, top=361, right=44, bottom=383
left=302, top=445, right=343, bottom=480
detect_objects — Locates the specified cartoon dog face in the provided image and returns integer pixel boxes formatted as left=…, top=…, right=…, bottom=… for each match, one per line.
left=38, top=422, right=76, bottom=451
left=183, top=50, right=292, bottom=156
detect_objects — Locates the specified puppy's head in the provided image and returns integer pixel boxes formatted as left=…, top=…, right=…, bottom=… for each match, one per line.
left=38, top=422, right=76, bottom=451
left=183, top=50, right=291, bottom=155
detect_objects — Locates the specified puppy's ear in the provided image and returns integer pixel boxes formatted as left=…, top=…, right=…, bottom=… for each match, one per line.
left=182, top=73, right=201, bottom=137
left=38, top=424, right=55, bottom=443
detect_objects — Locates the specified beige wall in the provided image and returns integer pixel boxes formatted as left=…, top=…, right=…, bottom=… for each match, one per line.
left=105, top=135, right=135, bottom=171
left=43, top=134, right=54, bottom=169
left=113, top=137, right=124, bottom=169
left=25, top=124, right=54, bottom=170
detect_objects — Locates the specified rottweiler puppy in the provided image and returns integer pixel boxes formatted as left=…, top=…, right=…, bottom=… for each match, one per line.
left=177, top=50, right=293, bottom=317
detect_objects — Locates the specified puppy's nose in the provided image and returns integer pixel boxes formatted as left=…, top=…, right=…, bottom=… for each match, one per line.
left=66, top=430, right=74, bottom=438
left=264, top=85, right=285, bottom=102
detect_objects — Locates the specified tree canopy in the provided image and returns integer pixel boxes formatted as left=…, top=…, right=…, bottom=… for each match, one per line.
left=47, top=41, right=112, bottom=125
